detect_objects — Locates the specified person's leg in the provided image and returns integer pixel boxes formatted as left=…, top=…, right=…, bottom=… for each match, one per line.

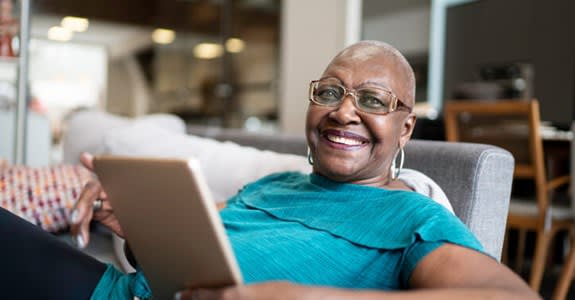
left=0, top=206, right=107, bottom=299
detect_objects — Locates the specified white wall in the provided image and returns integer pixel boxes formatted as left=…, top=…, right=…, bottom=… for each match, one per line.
left=29, top=39, right=107, bottom=122
left=107, top=55, right=150, bottom=117
left=362, top=5, right=430, bottom=56
left=279, top=0, right=362, bottom=135
left=279, top=0, right=362, bottom=134
left=278, top=3, right=431, bottom=132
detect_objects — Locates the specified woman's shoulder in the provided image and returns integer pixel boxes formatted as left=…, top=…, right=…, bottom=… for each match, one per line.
left=242, top=171, right=309, bottom=189
left=257, top=171, right=308, bottom=182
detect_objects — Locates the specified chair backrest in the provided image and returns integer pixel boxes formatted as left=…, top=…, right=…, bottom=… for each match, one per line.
left=187, top=125, right=514, bottom=260
left=444, top=100, right=548, bottom=222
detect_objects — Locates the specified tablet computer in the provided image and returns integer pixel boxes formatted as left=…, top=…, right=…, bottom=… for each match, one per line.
left=93, top=156, right=242, bottom=299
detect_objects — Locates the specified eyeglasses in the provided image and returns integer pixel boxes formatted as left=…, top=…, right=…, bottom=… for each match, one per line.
left=308, top=78, right=412, bottom=115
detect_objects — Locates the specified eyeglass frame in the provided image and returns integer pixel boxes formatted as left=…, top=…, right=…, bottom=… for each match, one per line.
left=308, top=78, right=412, bottom=115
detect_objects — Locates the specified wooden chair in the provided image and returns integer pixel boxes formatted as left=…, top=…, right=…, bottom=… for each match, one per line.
left=444, top=99, right=573, bottom=292
left=552, top=121, right=575, bottom=300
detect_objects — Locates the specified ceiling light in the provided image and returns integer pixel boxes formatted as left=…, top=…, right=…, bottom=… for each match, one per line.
left=152, top=28, right=176, bottom=44
left=61, top=16, right=89, bottom=32
left=193, top=43, right=224, bottom=59
left=225, top=38, right=245, bottom=53
left=48, top=26, right=73, bottom=42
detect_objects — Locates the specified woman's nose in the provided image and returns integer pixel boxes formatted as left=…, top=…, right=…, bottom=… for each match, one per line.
left=329, top=94, right=361, bottom=124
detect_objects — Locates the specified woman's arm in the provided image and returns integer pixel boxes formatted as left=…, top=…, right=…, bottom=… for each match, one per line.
left=178, top=244, right=540, bottom=300
left=400, top=243, right=539, bottom=299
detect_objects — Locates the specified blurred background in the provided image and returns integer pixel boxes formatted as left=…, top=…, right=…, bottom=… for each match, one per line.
left=0, top=1, right=574, bottom=298
left=0, top=0, right=574, bottom=162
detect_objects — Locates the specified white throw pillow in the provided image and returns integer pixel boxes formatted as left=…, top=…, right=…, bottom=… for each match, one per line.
left=62, top=111, right=185, bottom=164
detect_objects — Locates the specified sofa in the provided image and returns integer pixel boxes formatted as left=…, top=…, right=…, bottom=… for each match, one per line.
left=59, top=110, right=515, bottom=271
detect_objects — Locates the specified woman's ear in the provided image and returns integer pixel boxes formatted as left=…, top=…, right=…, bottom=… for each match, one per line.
left=399, top=113, right=416, bottom=148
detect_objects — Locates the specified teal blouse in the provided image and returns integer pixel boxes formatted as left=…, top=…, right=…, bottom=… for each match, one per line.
left=91, top=172, right=484, bottom=299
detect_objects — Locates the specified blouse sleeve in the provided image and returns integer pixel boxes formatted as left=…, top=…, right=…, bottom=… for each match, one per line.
left=399, top=239, right=444, bottom=287
left=90, top=264, right=152, bottom=300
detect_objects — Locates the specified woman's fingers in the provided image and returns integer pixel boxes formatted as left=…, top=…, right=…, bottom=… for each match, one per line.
left=71, top=154, right=125, bottom=247
left=80, top=152, right=95, bottom=171
left=70, top=180, right=101, bottom=248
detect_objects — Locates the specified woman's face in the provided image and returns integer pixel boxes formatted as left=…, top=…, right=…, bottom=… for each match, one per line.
left=305, top=50, right=416, bottom=187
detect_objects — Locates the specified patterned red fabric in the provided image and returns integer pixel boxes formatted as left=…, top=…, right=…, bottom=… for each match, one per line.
left=0, top=164, right=92, bottom=232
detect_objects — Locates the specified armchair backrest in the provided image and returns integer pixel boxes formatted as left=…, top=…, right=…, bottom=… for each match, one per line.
left=404, top=140, right=514, bottom=260
left=187, top=125, right=515, bottom=260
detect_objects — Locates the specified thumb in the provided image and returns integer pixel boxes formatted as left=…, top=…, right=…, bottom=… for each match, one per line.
left=80, top=152, right=95, bottom=171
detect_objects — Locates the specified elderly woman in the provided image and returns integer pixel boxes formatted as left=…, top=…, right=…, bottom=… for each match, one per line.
left=0, top=41, right=539, bottom=300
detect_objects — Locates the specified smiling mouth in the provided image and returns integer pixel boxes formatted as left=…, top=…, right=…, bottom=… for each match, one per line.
left=325, top=134, right=365, bottom=146
left=322, top=130, right=369, bottom=147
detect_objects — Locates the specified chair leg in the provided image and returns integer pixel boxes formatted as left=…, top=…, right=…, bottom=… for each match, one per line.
left=530, top=229, right=552, bottom=291
left=552, top=240, right=575, bottom=300
left=515, top=229, right=527, bottom=273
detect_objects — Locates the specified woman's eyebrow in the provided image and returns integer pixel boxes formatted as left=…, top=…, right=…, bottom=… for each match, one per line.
left=318, top=75, right=341, bottom=82
left=359, top=80, right=390, bottom=89
left=317, top=76, right=393, bottom=91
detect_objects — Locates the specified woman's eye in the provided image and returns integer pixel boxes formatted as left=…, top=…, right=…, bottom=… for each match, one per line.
left=317, top=87, right=341, bottom=100
left=361, top=95, right=387, bottom=108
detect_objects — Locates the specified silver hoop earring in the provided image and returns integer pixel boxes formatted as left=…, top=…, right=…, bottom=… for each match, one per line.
left=307, top=146, right=314, bottom=165
left=390, top=148, right=405, bottom=180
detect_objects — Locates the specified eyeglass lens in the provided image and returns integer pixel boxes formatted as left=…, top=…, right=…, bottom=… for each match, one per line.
left=312, top=80, right=395, bottom=114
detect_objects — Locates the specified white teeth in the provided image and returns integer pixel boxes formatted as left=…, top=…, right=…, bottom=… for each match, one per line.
left=326, top=134, right=364, bottom=146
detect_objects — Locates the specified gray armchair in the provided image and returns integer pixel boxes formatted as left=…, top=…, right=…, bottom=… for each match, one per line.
left=61, top=113, right=513, bottom=271
left=404, top=140, right=514, bottom=260
left=189, top=126, right=515, bottom=260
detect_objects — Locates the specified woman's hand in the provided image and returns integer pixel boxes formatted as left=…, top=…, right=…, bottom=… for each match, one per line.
left=69, top=152, right=124, bottom=248
left=175, top=282, right=312, bottom=300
